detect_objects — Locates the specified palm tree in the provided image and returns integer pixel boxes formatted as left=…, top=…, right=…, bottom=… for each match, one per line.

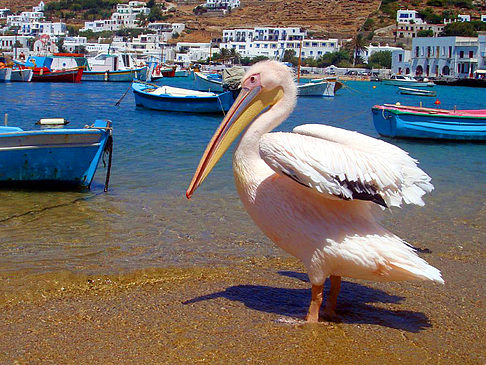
left=352, top=33, right=367, bottom=66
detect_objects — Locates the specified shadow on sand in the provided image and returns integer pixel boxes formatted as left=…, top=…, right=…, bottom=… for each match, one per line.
left=183, top=270, right=431, bottom=332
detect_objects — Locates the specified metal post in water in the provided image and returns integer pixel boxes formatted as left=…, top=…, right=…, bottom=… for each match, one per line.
left=4, top=113, right=7, bottom=126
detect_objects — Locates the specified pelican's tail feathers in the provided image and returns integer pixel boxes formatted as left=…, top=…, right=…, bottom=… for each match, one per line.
left=389, top=261, right=444, bottom=284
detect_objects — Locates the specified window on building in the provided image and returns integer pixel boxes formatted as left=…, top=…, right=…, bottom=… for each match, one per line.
left=415, top=46, right=419, bottom=57
left=460, top=50, right=464, bottom=58
left=399, top=54, right=403, bottom=62
left=449, top=46, right=452, bottom=58
left=469, top=50, right=473, bottom=58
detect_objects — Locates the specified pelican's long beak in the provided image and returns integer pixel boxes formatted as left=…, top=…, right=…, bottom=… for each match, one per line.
left=186, top=80, right=283, bottom=199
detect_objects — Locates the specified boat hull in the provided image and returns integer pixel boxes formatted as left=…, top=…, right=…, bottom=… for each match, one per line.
left=398, top=87, right=436, bottom=97
left=297, top=80, right=336, bottom=96
left=433, top=78, right=486, bottom=88
left=82, top=67, right=147, bottom=82
left=9, top=69, right=33, bottom=82
left=383, top=80, right=435, bottom=87
left=0, top=120, right=112, bottom=187
left=32, top=68, right=83, bottom=83
left=0, top=68, right=12, bottom=82
left=194, top=72, right=224, bottom=92
left=371, top=106, right=486, bottom=140
left=132, top=83, right=234, bottom=113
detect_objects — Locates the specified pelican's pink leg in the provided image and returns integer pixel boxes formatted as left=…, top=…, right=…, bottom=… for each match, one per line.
left=323, top=275, right=341, bottom=319
left=306, top=284, right=324, bottom=323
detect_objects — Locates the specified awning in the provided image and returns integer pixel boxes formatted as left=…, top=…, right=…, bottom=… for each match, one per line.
left=474, top=70, right=486, bottom=74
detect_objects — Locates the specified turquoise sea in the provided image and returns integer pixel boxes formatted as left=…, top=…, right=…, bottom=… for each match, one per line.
left=0, top=77, right=485, bottom=276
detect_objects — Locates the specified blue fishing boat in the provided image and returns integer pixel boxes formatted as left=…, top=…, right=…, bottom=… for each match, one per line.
left=132, top=81, right=235, bottom=113
left=372, top=104, right=486, bottom=140
left=0, top=120, right=113, bottom=189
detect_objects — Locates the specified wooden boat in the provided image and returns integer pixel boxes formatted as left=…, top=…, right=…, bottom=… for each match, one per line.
left=15, top=56, right=84, bottom=83
left=0, top=119, right=113, bottom=188
left=371, top=103, right=486, bottom=140
left=132, top=81, right=234, bottom=113
left=32, top=67, right=83, bottom=83
left=297, top=78, right=341, bottom=97
left=383, top=75, right=435, bottom=87
left=0, top=67, right=11, bottom=82
left=398, top=87, right=437, bottom=97
left=9, top=68, right=33, bottom=82
left=82, top=53, right=147, bottom=82
left=194, top=72, right=224, bottom=92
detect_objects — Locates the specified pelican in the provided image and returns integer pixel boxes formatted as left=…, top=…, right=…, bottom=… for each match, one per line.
left=186, top=61, right=444, bottom=323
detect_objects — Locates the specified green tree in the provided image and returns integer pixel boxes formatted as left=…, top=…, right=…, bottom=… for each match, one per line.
left=417, top=29, right=434, bottom=37
left=418, top=8, right=442, bottom=24
left=367, top=51, right=392, bottom=69
left=440, top=21, right=477, bottom=36
left=352, top=33, right=367, bottom=66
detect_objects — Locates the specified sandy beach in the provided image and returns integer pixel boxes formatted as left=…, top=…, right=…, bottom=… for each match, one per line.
left=1, top=245, right=484, bottom=364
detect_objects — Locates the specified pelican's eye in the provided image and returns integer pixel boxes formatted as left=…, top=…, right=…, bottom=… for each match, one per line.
left=250, top=76, right=256, bottom=83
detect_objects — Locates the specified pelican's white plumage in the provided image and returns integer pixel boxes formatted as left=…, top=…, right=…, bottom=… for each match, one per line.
left=187, top=60, right=443, bottom=322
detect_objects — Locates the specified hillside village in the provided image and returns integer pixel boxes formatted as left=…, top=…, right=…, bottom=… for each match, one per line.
left=1, top=0, right=486, bottom=79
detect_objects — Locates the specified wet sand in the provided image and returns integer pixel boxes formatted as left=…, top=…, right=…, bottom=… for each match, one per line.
left=1, top=250, right=484, bottom=364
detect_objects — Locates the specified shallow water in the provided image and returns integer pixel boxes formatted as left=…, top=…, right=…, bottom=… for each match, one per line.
left=0, top=78, right=485, bottom=276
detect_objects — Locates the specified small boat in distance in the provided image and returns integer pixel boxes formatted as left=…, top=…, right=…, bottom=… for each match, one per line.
left=0, top=120, right=113, bottom=189
left=132, top=81, right=234, bottom=113
left=371, top=103, right=486, bottom=140
left=383, top=75, right=435, bottom=87
left=398, top=87, right=437, bottom=97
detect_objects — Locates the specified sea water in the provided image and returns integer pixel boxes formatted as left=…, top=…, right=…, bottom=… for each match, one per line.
left=0, top=78, right=485, bottom=275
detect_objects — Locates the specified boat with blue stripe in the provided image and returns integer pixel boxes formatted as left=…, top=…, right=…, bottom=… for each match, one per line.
left=0, top=119, right=113, bottom=189
left=372, top=104, right=486, bottom=140
left=132, top=81, right=235, bottom=113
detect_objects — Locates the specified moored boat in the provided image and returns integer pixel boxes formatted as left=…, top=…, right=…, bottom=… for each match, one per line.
left=297, top=78, right=339, bottom=97
left=371, top=103, right=486, bottom=140
left=194, top=72, right=224, bottom=92
left=17, top=56, right=83, bottom=83
left=132, top=81, right=234, bottom=113
left=0, top=119, right=113, bottom=189
left=383, top=75, right=435, bottom=87
left=398, top=87, right=437, bottom=97
left=9, top=68, right=33, bottom=82
left=82, top=52, right=147, bottom=82
left=0, top=67, right=11, bottom=82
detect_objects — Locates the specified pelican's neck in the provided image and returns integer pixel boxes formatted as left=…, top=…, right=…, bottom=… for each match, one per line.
left=233, top=91, right=295, bottom=195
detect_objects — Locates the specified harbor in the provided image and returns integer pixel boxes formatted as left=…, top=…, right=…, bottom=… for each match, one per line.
left=0, top=77, right=485, bottom=363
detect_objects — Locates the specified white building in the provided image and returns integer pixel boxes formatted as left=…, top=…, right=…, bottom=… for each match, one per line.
left=396, top=23, right=445, bottom=38
left=0, top=8, right=10, bottom=19
left=63, top=36, right=88, bottom=53
left=478, top=35, right=486, bottom=72
left=33, top=1, right=45, bottom=12
left=205, top=0, right=240, bottom=9
left=407, top=36, right=479, bottom=78
left=396, top=10, right=424, bottom=25
left=457, top=14, right=471, bottom=22
left=391, top=49, right=412, bottom=75
left=220, top=27, right=338, bottom=60
left=80, top=1, right=150, bottom=33
left=482, top=15, right=486, bottom=22
left=359, top=44, right=403, bottom=64
left=147, top=22, right=185, bottom=41
left=174, top=42, right=212, bottom=65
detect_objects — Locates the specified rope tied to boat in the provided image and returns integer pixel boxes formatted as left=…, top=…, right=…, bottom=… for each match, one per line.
left=216, top=94, right=226, bottom=116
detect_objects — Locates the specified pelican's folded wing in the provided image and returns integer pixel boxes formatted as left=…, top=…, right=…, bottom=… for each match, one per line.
left=259, top=125, right=433, bottom=208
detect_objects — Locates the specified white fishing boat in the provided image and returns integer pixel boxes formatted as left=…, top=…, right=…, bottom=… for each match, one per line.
left=9, top=68, right=33, bottom=82
left=83, top=53, right=148, bottom=82
left=0, top=67, right=11, bottom=82
left=297, top=78, right=342, bottom=97
left=398, top=87, right=437, bottom=97
left=383, top=75, right=435, bottom=87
